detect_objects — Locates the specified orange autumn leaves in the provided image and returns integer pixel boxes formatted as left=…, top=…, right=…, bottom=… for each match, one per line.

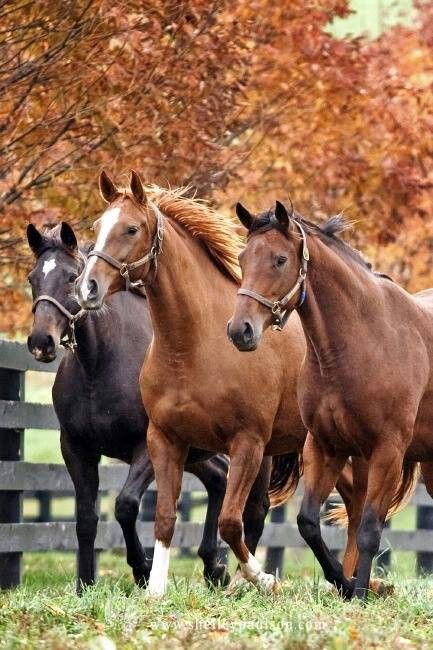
left=1, top=1, right=433, bottom=332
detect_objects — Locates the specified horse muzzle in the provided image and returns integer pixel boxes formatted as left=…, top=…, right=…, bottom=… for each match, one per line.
left=227, top=318, right=259, bottom=352
left=27, top=332, right=57, bottom=362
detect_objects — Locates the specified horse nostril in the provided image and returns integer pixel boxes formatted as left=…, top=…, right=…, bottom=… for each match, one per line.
left=88, top=278, right=98, bottom=299
left=243, top=321, right=254, bottom=342
left=46, top=334, right=54, bottom=352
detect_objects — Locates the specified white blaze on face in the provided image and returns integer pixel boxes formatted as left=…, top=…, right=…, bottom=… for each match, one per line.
left=42, top=258, right=56, bottom=278
left=147, top=540, right=170, bottom=598
left=79, top=206, right=121, bottom=301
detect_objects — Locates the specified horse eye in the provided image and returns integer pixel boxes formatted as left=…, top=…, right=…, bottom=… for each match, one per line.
left=126, top=226, right=139, bottom=235
left=68, top=274, right=77, bottom=283
left=275, top=255, right=287, bottom=267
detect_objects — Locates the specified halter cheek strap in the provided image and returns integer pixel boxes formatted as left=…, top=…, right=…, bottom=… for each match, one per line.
left=237, top=219, right=309, bottom=331
left=87, top=201, right=164, bottom=290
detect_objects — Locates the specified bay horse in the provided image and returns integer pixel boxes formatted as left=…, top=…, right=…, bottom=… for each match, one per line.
left=26, top=222, right=247, bottom=592
left=228, top=200, right=422, bottom=600
left=74, top=170, right=354, bottom=597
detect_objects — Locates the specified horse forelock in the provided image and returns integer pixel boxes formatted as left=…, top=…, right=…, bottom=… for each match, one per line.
left=249, top=207, right=377, bottom=276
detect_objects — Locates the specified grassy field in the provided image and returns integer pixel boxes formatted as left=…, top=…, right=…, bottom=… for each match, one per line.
left=1, top=552, right=433, bottom=649
left=13, top=367, right=433, bottom=649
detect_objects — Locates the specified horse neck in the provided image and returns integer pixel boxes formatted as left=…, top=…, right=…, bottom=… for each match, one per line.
left=73, top=309, right=115, bottom=372
left=144, top=218, right=235, bottom=355
left=298, top=236, right=378, bottom=374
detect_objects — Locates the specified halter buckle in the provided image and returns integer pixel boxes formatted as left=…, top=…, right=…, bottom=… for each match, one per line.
left=119, top=263, right=130, bottom=278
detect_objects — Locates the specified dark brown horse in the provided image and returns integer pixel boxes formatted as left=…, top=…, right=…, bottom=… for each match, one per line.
left=26, top=222, right=247, bottom=592
left=228, top=201, right=422, bottom=600
left=74, top=171, right=355, bottom=597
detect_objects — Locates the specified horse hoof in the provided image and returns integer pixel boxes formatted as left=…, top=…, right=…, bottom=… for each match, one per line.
left=369, top=578, right=394, bottom=596
left=256, top=572, right=280, bottom=593
left=133, top=562, right=152, bottom=587
left=204, top=563, right=230, bottom=588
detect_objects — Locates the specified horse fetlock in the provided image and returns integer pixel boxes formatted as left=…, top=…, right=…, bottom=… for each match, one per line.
left=146, top=540, right=170, bottom=598
left=132, top=559, right=152, bottom=587
left=240, top=553, right=280, bottom=592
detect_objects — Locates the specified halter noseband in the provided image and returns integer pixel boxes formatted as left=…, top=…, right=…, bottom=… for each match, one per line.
left=237, top=219, right=309, bottom=331
left=86, top=201, right=164, bottom=290
left=31, top=251, right=87, bottom=352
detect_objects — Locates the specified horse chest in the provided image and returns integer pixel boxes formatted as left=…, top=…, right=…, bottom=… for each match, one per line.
left=54, top=373, right=146, bottom=460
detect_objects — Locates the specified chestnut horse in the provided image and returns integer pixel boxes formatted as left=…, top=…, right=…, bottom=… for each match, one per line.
left=75, top=171, right=356, bottom=598
left=228, top=201, right=423, bottom=600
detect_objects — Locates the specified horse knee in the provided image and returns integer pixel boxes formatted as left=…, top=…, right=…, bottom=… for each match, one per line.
left=219, top=516, right=243, bottom=547
left=115, top=493, right=140, bottom=527
left=357, top=509, right=382, bottom=556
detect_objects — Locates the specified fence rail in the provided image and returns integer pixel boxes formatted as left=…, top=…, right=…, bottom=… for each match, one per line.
left=0, top=337, right=432, bottom=588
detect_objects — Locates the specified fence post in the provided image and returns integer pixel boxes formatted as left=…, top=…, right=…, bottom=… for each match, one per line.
left=0, top=367, right=24, bottom=588
left=265, top=505, right=285, bottom=576
left=417, top=504, right=433, bottom=574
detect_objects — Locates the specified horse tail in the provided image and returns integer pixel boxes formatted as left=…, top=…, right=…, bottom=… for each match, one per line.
left=268, top=452, right=303, bottom=509
left=324, top=458, right=420, bottom=528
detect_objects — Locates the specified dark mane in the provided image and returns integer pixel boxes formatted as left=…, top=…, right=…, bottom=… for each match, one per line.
left=250, top=208, right=387, bottom=278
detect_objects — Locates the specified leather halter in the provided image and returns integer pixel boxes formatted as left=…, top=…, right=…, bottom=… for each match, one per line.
left=31, top=251, right=87, bottom=351
left=87, top=201, right=164, bottom=290
left=237, top=219, right=309, bottom=331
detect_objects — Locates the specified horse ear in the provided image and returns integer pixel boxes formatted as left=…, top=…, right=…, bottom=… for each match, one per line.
left=235, top=202, right=253, bottom=230
left=129, top=169, right=147, bottom=205
left=27, top=223, right=44, bottom=255
left=274, top=201, right=290, bottom=228
left=60, top=222, right=77, bottom=251
left=99, top=170, right=118, bottom=203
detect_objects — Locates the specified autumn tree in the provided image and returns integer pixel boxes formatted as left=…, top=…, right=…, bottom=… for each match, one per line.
left=1, top=0, right=433, bottom=333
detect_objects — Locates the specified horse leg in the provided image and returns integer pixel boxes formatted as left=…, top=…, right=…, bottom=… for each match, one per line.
left=353, top=443, right=405, bottom=601
left=115, top=439, right=154, bottom=586
left=226, top=456, right=272, bottom=592
left=187, top=455, right=230, bottom=587
left=340, top=457, right=366, bottom=580
left=60, top=431, right=100, bottom=595
left=297, top=433, right=354, bottom=597
left=218, top=434, right=276, bottom=591
left=243, top=456, right=272, bottom=555
left=146, top=422, right=188, bottom=598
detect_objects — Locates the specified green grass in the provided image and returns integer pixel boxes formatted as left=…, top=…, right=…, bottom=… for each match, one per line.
left=14, top=366, right=433, bottom=648
left=1, top=552, right=433, bottom=649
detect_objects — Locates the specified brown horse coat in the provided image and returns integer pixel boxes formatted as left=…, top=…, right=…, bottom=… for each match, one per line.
left=229, top=201, right=423, bottom=600
left=76, top=172, right=356, bottom=597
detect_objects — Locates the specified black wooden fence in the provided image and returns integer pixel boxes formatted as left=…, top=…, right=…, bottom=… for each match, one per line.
left=1, top=337, right=433, bottom=588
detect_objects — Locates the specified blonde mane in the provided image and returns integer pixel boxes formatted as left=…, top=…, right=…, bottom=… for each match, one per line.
left=121, top=185, right=243, bottom=283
